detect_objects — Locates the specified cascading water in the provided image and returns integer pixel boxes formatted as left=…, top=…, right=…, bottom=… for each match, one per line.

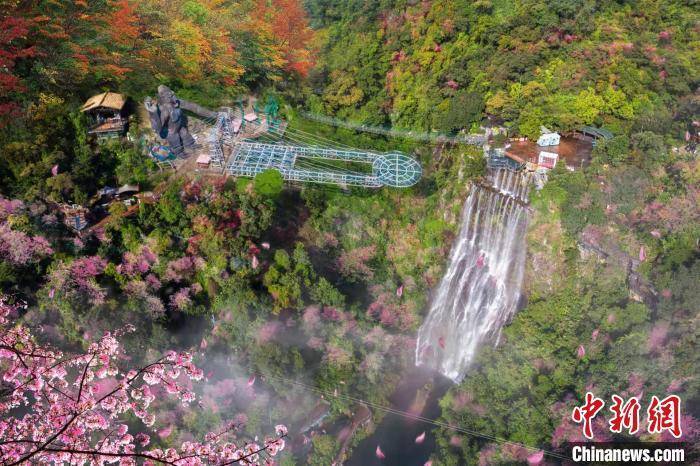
left=416, top=168, right=532, bottom=382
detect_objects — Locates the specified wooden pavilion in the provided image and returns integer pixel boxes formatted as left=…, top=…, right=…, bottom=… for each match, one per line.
left=81, top=91, right=127, bottom=138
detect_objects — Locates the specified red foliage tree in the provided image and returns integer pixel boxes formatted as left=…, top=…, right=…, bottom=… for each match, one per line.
left=253, top=0, right=315, bottom=76
left=0, top=3, right=36, bottom=124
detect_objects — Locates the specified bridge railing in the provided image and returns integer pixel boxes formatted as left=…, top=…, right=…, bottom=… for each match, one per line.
left=299, top=111, right=487, bottom=145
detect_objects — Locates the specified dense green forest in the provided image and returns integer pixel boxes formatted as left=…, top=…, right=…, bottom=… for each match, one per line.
left=0, top=0, right=698, bottom=464
left=305, top=0, right=698, bottom=138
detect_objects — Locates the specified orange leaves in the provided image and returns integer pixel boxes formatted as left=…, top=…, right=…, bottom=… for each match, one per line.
left=171, top=19, right=212, bottom=81
left=102, top=63, right=133, bottom=78
left=251, top=0, right=315, bottom=77
left=109, top=0, right=139, bottom=45
left=1, top=0, right=315, bottom=115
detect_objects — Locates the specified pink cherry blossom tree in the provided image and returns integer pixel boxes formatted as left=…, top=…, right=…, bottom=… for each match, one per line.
left=0, top=224, right=53, bottom=266
left=47, top=256, right=108, bottom=305
left=0, top=296, right=286, bottom=465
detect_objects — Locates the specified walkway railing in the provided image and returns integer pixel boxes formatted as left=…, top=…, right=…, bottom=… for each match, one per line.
left=299, top=111, right=487, bottom=145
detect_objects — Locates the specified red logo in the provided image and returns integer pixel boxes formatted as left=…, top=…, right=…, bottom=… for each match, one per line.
left=572, top=393, right=683, bottom=439
left=647, top=395, right=682, bottom=438
left=572, top=392, right=605, bottom=439
left=609, top=395, right=641, bottom=435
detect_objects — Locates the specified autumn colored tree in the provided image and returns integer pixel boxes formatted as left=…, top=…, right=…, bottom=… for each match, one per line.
left=0, top=296, right=287, bottom=465
left=0, top=1, right=36, bottom=125
left=251, top=0, right=315, bottom=76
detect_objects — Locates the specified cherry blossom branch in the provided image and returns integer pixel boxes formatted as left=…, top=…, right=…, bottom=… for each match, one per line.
left=0, top=298, right=287, bottom=466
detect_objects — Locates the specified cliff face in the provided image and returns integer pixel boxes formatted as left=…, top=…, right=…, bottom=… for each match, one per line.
left=524, top=199, right=570, bottom=301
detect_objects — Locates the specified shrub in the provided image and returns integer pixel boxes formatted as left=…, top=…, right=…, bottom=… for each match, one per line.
left=254, top=169, right=284, bottom=198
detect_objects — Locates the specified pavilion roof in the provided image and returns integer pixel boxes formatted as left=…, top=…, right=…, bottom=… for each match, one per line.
left=81, top=92, right=125, bottom=112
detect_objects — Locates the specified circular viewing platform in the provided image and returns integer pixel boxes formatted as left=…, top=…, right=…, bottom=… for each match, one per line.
left=372, top=153, right=423, bottom=188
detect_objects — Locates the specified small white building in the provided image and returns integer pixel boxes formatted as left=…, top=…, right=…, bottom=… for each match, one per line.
left=537, top=126, right=561, bottom=146
left=538, top=151, right=559, bottom=169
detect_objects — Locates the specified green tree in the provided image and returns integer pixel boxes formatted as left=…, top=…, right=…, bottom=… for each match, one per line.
left=592, top=135, right=630, bottom=167
left=254, top=169, right=284, bottom=198
left=263, top=244, right=314, bottom=313
left=432, top=91, right=484, bottom=133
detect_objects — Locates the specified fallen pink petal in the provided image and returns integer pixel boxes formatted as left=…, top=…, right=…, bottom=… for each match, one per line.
left=376, top=445, right=386, bottom=459
left=527, top=450, right=544, bottom=465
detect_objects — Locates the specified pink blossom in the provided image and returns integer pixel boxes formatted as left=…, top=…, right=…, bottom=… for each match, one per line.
left=591, top=329, right=599, bottom=341
left=362, top=327, right=387, bottom=348
left=666, top=378, right=686, bottom=393
left=135, top=432, right=150, bottom=447
left=145, top=274, right=161, bottom=290
left=0, top=197, right=24, bottom=220
left=415, top=431, right=425, bottom=444
left=367, top=290, right=415, bottom=330
left=48, top=256, right=107, bottom=305
left=0, top=224, right=53, bottom=265
left=577, top=345, right=586, bottom=358
left=501, top=443, right=530, bottom=461
left=325, top=345, right=352, bottom=366
left=322, top=306, right=343, bottom=321
left=337, top=245, right=376, bottom=281
left=661, top=415, right=700, bottom=443
left=302, top=306, right=321, bottom=330
left=478, top=444, right=497, bottom=466
left=307, top=336, right=323, bottom=349
left=392, top=50, right=406, bottom=62
left=375, top=445, right=385, bottom=459
left=256, top=321, right=282, bottom=344
left=42, top=213, right=58, bottom=225
left=639, top=246, right=647, bottom=262
left=527, top=450, right=544, bottom=465
left=51, top=164, right=59, bottom=176
left=0, top=299, right=286, bottom=465
left=145, top=296, right=165, bottom=319
left=169, top=288, right=192, bottom=310
left=164, top=256, right=204, bottom=282
left=647, top=322, right=668, bottom=353
left=120, top=248, right=157, bottom=276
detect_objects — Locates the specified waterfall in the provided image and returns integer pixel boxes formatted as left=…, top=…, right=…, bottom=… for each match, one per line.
left=415, top=168, right=531, bottom=382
